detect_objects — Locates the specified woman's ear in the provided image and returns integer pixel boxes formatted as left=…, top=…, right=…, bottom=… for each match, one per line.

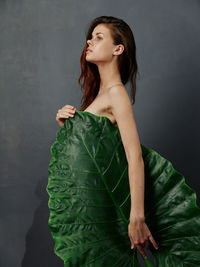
left=113, top=44, right=124, bottom=56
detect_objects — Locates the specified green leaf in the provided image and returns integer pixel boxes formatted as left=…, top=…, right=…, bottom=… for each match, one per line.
left=46, top=110, right=200, bottom=266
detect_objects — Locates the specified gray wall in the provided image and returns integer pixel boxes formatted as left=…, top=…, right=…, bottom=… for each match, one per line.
left=0, top=0, right=199, bottom=266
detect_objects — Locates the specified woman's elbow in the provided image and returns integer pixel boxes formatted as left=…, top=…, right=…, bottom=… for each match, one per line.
left=127, top=152, right=144, bottom=166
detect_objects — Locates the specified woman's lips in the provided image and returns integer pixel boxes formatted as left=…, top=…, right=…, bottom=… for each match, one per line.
left=86, top=48, right=93, bottom=52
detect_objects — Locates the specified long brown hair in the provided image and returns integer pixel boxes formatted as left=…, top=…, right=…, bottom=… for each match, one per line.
left=78, top=16, right=140, bottom=111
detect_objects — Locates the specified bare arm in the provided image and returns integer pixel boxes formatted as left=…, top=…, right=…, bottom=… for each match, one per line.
left=108, top=85, right=158, bottom=257
left=108, top=85, right=145, bottom=220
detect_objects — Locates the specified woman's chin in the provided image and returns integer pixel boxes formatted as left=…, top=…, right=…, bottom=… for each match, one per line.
left=85, top=56, right=95, bottom=63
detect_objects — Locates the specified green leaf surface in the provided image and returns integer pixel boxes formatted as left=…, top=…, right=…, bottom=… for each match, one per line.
left=46, top=110, right=200, bottom=266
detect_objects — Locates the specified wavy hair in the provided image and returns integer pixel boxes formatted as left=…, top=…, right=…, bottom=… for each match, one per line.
left=78, top=16, right=140, bottom=111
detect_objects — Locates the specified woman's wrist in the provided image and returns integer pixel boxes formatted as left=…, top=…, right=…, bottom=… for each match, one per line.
left=129, top=213, right=145, bottom=223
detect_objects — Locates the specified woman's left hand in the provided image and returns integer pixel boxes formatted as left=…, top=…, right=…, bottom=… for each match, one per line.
left=128, top=217, right=159, bottom=259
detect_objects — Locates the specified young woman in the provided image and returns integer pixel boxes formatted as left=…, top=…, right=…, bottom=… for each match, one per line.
left=56, top=16, right=158, bottom=259
left=48, top=16, right=200, bottom=266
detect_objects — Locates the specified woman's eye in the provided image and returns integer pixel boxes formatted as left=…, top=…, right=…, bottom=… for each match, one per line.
left=89, top=36, right=102, bottom=41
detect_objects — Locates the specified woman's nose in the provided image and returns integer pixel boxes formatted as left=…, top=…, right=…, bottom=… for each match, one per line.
left=87, top=39, right=92, bottom=46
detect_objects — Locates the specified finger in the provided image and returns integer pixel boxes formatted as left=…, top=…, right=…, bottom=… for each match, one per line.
left=63, top=105, right=74, bottom=109
left=69, top=105, right=76, bottom=110
left=68, top=106, right=76, bottom=110
left=149, top=234, right=159, bottom=250
left=63, top=108, right=76, bottom=115
left=58, top=113, right=70, bottom=119
left=66, top=112, right=75, bottom=117
left=69, top=109, right=76, bottom=114
left=129, top=235, right=135, bottom=249
left=65, top=113, right=74, bottom=118
left=136, top=244, right=148, bottom=259
left=62, top=105, right=76, bottom=112
left=62, top=111, right=75, bottom=118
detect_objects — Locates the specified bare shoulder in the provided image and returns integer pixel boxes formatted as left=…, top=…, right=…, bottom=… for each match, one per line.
left=107, top=84, right=132, bottom=112
left=107, top=84, right=142, bottom=161
left=108, top=84, right=127, bottom=96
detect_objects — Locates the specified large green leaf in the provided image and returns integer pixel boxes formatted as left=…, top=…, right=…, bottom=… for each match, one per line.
left=46, top=110, right=200, bottom=266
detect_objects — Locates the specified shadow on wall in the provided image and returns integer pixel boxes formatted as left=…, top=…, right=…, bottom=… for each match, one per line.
left=21, top=178, right=63, bottom=267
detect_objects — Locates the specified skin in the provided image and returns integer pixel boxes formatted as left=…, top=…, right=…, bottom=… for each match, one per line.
left=56, top=23, right=159, bottom=258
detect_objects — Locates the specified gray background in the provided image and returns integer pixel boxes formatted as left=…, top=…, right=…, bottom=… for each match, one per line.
left=0, top=0, right=200, bottom=266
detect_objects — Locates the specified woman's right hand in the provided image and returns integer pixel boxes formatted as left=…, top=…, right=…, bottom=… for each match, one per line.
left=56, top=105, right=76, bottom=127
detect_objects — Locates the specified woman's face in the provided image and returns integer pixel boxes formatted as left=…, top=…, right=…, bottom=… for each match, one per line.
left=86, top=24, right=119, bottom=64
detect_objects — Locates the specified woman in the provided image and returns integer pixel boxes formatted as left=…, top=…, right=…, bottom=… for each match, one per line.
left=47, top=16, right=200, bottom=266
